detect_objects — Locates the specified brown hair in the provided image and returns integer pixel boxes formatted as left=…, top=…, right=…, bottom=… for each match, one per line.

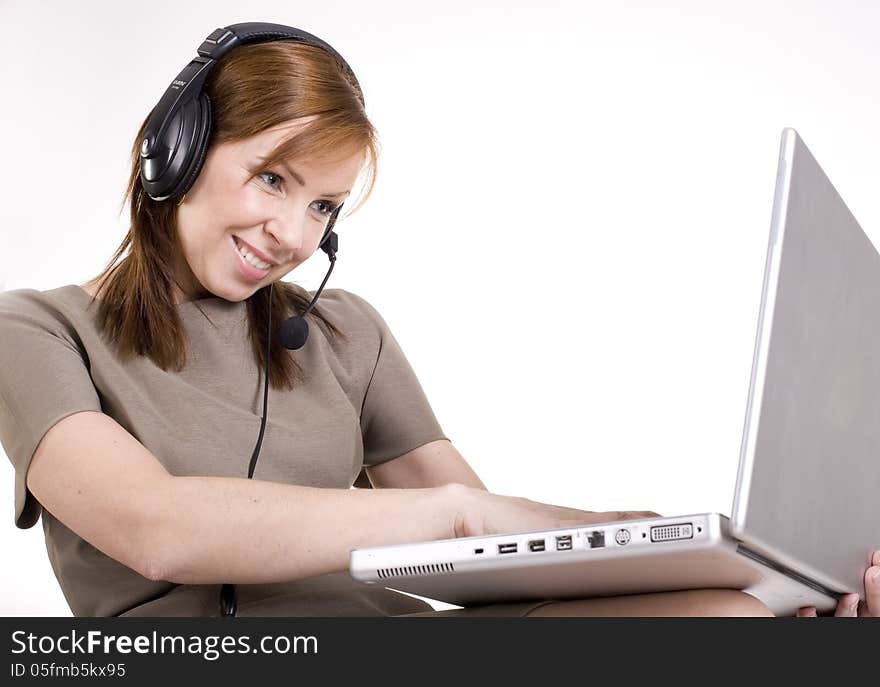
left=85, top=40, right=378, bottom=391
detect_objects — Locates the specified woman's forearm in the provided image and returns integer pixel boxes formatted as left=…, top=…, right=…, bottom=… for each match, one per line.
left=149, top=476, right=458, bottom=585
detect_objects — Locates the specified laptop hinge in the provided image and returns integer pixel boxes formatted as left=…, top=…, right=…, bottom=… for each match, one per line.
left=735, top=544, right=842, bottom=600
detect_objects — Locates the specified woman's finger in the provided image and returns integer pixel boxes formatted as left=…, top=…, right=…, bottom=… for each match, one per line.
left=833, top=593, right=860, bottom=617
left=797, top=551, right=879, bottom=618
left=864, top=563, right=880, bottom=618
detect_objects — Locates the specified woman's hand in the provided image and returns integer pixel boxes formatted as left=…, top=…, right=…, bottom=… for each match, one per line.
left=796, top=550, right=880, bottom=617
left=447, top=484, right=660, bottom=539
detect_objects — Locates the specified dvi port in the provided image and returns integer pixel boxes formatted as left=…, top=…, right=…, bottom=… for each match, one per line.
left=650, top=523, right=694, bottom=542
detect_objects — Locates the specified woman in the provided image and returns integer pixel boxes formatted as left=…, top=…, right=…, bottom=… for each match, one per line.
left=1, top=23, right=876, bottom=617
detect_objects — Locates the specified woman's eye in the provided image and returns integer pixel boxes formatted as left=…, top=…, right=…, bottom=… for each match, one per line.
left=257, top=171, right=283, bottom=190
left=257, top=172, right=338, bottom=217
left=311, top=199, right=339, bottom=217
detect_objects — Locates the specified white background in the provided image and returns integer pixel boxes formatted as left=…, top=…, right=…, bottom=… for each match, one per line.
left=1, top=0, right=878, bottom=615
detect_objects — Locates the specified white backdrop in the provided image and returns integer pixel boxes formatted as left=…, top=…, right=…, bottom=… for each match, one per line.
left=1, top=0, right=877, bottom=616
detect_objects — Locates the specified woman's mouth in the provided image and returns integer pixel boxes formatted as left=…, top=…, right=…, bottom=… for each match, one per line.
left=232, top=236, right=272, bottom=282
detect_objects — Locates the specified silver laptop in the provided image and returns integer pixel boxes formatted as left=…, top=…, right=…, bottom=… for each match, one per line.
left=349, top=129, right=880, bottom=616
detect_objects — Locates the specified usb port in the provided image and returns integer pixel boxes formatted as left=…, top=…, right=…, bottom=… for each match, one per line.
left=528, top=539, right=546, bottom=552
left=555, top=535, right=573, bottom=550
left=498, top=543, right=517, bottom=554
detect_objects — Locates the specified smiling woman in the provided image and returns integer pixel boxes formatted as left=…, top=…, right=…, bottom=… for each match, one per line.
left=0, top=28, right=433, bottom=618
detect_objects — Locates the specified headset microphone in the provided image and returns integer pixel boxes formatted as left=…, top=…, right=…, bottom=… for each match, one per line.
left=277, top=217, right=339, bottom=350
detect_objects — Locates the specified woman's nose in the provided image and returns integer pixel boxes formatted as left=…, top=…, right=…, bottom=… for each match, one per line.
left=265, top=215, right=307, bottom=257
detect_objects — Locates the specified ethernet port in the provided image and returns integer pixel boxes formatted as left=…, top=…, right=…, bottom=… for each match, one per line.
left=587, top=530, right=605, bottom=549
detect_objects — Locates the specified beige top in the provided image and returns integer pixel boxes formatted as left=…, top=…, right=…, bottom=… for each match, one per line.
left=0, top=284, right=447, bottom=616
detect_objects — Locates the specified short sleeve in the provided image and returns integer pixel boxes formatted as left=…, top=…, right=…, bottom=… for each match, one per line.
left=0, top=291, right=103, bottom=529
left=344, top=291, right=448, bottom=466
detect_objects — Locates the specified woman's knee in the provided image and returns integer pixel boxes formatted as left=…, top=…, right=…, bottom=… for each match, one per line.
left=693, top=589, right=773, bottom=618
left=675, top=589, right=774, bottom=617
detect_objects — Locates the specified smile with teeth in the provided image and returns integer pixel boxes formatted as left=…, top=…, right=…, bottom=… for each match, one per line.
left=234, top=238, right=274, bottom=270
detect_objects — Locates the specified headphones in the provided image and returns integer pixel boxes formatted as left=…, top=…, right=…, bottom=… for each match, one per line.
left=137, top=22, right=364, bottom=617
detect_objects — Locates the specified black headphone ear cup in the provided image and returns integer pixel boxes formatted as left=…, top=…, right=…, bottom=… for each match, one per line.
left=139, top=92, right=213, bottom=201
left=172, top=93, right=213, bottom=202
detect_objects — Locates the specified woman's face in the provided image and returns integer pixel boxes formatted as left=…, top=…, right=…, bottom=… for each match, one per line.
left=173, top=117, right=365, bottom=303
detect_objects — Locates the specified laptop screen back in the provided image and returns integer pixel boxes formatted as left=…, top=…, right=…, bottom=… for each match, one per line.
left=731, top=128, right=880, bottom=594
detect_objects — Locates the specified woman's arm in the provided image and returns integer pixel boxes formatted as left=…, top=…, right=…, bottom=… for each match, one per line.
left=157, top=475, right=456, bottom=584
left=26, top=410, right=458, bottom=585
left=365, top=439, right=487, bottom=490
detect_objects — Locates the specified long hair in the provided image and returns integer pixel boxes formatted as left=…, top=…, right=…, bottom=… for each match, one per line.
left=85, top=40, right=379, bottom=391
